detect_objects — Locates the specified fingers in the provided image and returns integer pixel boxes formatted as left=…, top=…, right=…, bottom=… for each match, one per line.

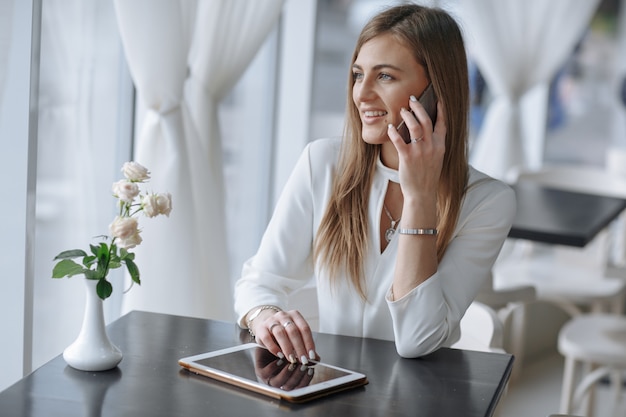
left=264, top=360, right=315, bottom=391
left=404, top=94, right=446, bottom=140
left=407, top=96, right=432, bottom=135
left=387, top=95, right=447, bottom=152
left=387, top=101, right=430, bottom=149
left=254, top=310, right=318, bottom=364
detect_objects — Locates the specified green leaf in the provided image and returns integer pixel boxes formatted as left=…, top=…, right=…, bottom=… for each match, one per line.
left=52, top=259, right=86, bottom=278
left=95, top=243, right=110, bottom=276
left=125, top=258, right=140, bottom=285
left=109, top=250, right=121, bottom=263
left=83, top=255, right=96, bottom=267
left=84, top=269, right=100, bottom=279
left=89, top=244, right=100, bottom=256
left=53, top=249, right=88, bottom=260
left=97, top=242, right=109, bottom=257
left=96, top=279, right=113, bottom=300
left=108, top=260, right=122, bottom=270
left=119, top=248, right=135, bottom=261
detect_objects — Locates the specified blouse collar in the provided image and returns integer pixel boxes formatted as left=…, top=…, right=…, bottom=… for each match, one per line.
left=376, top=157, right=400, bottom=184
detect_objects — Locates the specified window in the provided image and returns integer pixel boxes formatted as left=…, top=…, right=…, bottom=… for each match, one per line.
left=0, top=0, right=282, bottom=391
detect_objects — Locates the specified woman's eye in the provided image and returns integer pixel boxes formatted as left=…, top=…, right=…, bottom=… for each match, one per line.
left=379, top=73, right=393, bottom=81
left=352, top=72, right=363, bottom=81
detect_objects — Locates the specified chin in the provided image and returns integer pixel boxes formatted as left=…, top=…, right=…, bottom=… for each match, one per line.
left=361, top=133, right=389, bottom=145
left=361, top=127, right=390, bottom=145
left=362, top=138, right=386, bottom=146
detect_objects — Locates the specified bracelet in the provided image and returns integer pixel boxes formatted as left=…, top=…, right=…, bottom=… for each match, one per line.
left=245, top=305, right=282, bottom=337
left=398, top=228, right=438, bottom=236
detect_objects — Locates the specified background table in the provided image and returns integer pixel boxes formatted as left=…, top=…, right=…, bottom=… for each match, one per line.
left=508, top=182, right=626, bottom=247
left=0, top=311, right=513, bottom=417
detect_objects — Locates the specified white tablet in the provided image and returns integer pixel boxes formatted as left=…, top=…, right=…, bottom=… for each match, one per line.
left=178, top=343, right=368, bottom=403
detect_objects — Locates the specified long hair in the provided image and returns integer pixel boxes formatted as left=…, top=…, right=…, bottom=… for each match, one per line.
left=313, top=4, right=470, bottom=299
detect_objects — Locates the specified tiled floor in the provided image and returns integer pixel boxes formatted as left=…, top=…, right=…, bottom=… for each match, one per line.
left=498, top=351, right=626, bottom=417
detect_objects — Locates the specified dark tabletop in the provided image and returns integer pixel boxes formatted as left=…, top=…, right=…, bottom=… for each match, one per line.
left=508, top=182, right=626, bottom=247
left=0, top=311, right=513, bottom=417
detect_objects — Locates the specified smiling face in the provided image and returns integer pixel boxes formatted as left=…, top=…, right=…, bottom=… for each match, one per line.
left=352, top=33, right=429, bottom=146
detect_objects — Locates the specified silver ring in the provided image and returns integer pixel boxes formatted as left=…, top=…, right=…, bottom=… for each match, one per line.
left=282, top=321, right=294, bottom=328
left=411, top=136, right=423, bottom=143
left=268, top=322, right=281, bottom=332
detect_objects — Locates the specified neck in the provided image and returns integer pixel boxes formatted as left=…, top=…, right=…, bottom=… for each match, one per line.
left=379, top=142, right=399, bottom=170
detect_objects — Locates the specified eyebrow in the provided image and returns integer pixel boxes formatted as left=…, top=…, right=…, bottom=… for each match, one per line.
left=351, top=63, right=404, bottom=72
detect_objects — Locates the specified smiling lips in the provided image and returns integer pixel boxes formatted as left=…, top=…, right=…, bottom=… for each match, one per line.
left=364, top=110, right=387, bottom=117
left=362, top=110, right=389, bottom=125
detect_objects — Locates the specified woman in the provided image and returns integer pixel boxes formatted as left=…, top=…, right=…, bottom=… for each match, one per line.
left=234, top=4, right=515, bottom=363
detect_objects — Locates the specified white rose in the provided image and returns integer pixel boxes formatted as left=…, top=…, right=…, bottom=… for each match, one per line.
left=122, top=161, right=150, bottom=182
left=141, top=194, right=159, bottom=218
left=109, top=216, right=139, bottom=240
left=112, top=180, right=140, bottom=202
left=117, top=231, right=142, bottom=249
left=142, top=192, right=172, bottom=218
left=155, top=192, right=172, bottom=217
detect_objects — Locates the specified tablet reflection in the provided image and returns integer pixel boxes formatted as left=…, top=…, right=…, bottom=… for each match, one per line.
left=254, top=347, right=315, bottom=391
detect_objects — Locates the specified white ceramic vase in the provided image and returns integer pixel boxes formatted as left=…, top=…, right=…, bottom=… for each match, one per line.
left=63, top=278, right=123, bottom=371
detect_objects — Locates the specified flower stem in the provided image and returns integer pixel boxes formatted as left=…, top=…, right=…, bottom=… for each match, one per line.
left=100, top=238, right=116, bottom=280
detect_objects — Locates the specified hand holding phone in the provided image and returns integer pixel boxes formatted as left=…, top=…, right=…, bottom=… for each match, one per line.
left=397, top=83, right=438, bottom=143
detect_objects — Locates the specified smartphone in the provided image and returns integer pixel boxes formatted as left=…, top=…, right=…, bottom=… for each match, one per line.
left=396, top=83, right=438, bottom=143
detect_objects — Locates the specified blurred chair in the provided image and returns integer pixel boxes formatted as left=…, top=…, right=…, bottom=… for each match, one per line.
left=557, top=313, right=626, bottom=417
left=452, top=301, right=506, bottom=353
left=475, top=273, right=536, bottom=381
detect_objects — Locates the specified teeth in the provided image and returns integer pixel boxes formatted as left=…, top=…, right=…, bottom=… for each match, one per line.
left=364, top=111, right=387, bottom=117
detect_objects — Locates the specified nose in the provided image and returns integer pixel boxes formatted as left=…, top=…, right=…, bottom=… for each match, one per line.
left=354, top=76, right=375, bottom=103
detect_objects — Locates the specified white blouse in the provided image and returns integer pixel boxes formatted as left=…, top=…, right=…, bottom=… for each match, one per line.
left=234, top=137, right=516, bottom=357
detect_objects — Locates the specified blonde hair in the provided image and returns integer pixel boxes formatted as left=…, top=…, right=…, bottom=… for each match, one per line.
left=314, top=4, right=470, bottom=299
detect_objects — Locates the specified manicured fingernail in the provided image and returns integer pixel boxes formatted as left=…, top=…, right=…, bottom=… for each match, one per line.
left=288, top=353, right=297, bottom=363
left=410, top=95, right=417, bottom=102
left=277, top=352, right=285, bottom=359
left=288, top=363, right=296, bottom=371
left=308, top=368, right=314, bottom=376
left=276, top=359, right=284, bottom=366
left=300, top=355, right=309, bottom=365
left=300, top=364, right=308, bottom=372
left=387, top=123, right=393, bottom=129
left=309, top=350, right=316, bottom=360
left=401, top=107, right=408, bottom=113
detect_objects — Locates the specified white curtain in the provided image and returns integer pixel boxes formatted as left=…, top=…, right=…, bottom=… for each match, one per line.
left=29, top=0, right=127, bottom=369
left=114, top=0, right=284, bottom=320
left=459, top=0, right=600, bottom=181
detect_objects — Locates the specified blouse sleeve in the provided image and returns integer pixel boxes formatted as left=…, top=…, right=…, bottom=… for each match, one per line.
left=234, top=140, right=335, bottom=327
left=387, top=179, right=516, bottom=357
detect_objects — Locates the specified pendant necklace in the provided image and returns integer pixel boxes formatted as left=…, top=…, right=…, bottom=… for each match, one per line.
left=383, top=203, right=401, bottom=243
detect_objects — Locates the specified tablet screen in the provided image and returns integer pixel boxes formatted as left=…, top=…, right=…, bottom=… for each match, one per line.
left=194, top=346, right=350, bottom=389
left=179, top=343, right=367, bottom=402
